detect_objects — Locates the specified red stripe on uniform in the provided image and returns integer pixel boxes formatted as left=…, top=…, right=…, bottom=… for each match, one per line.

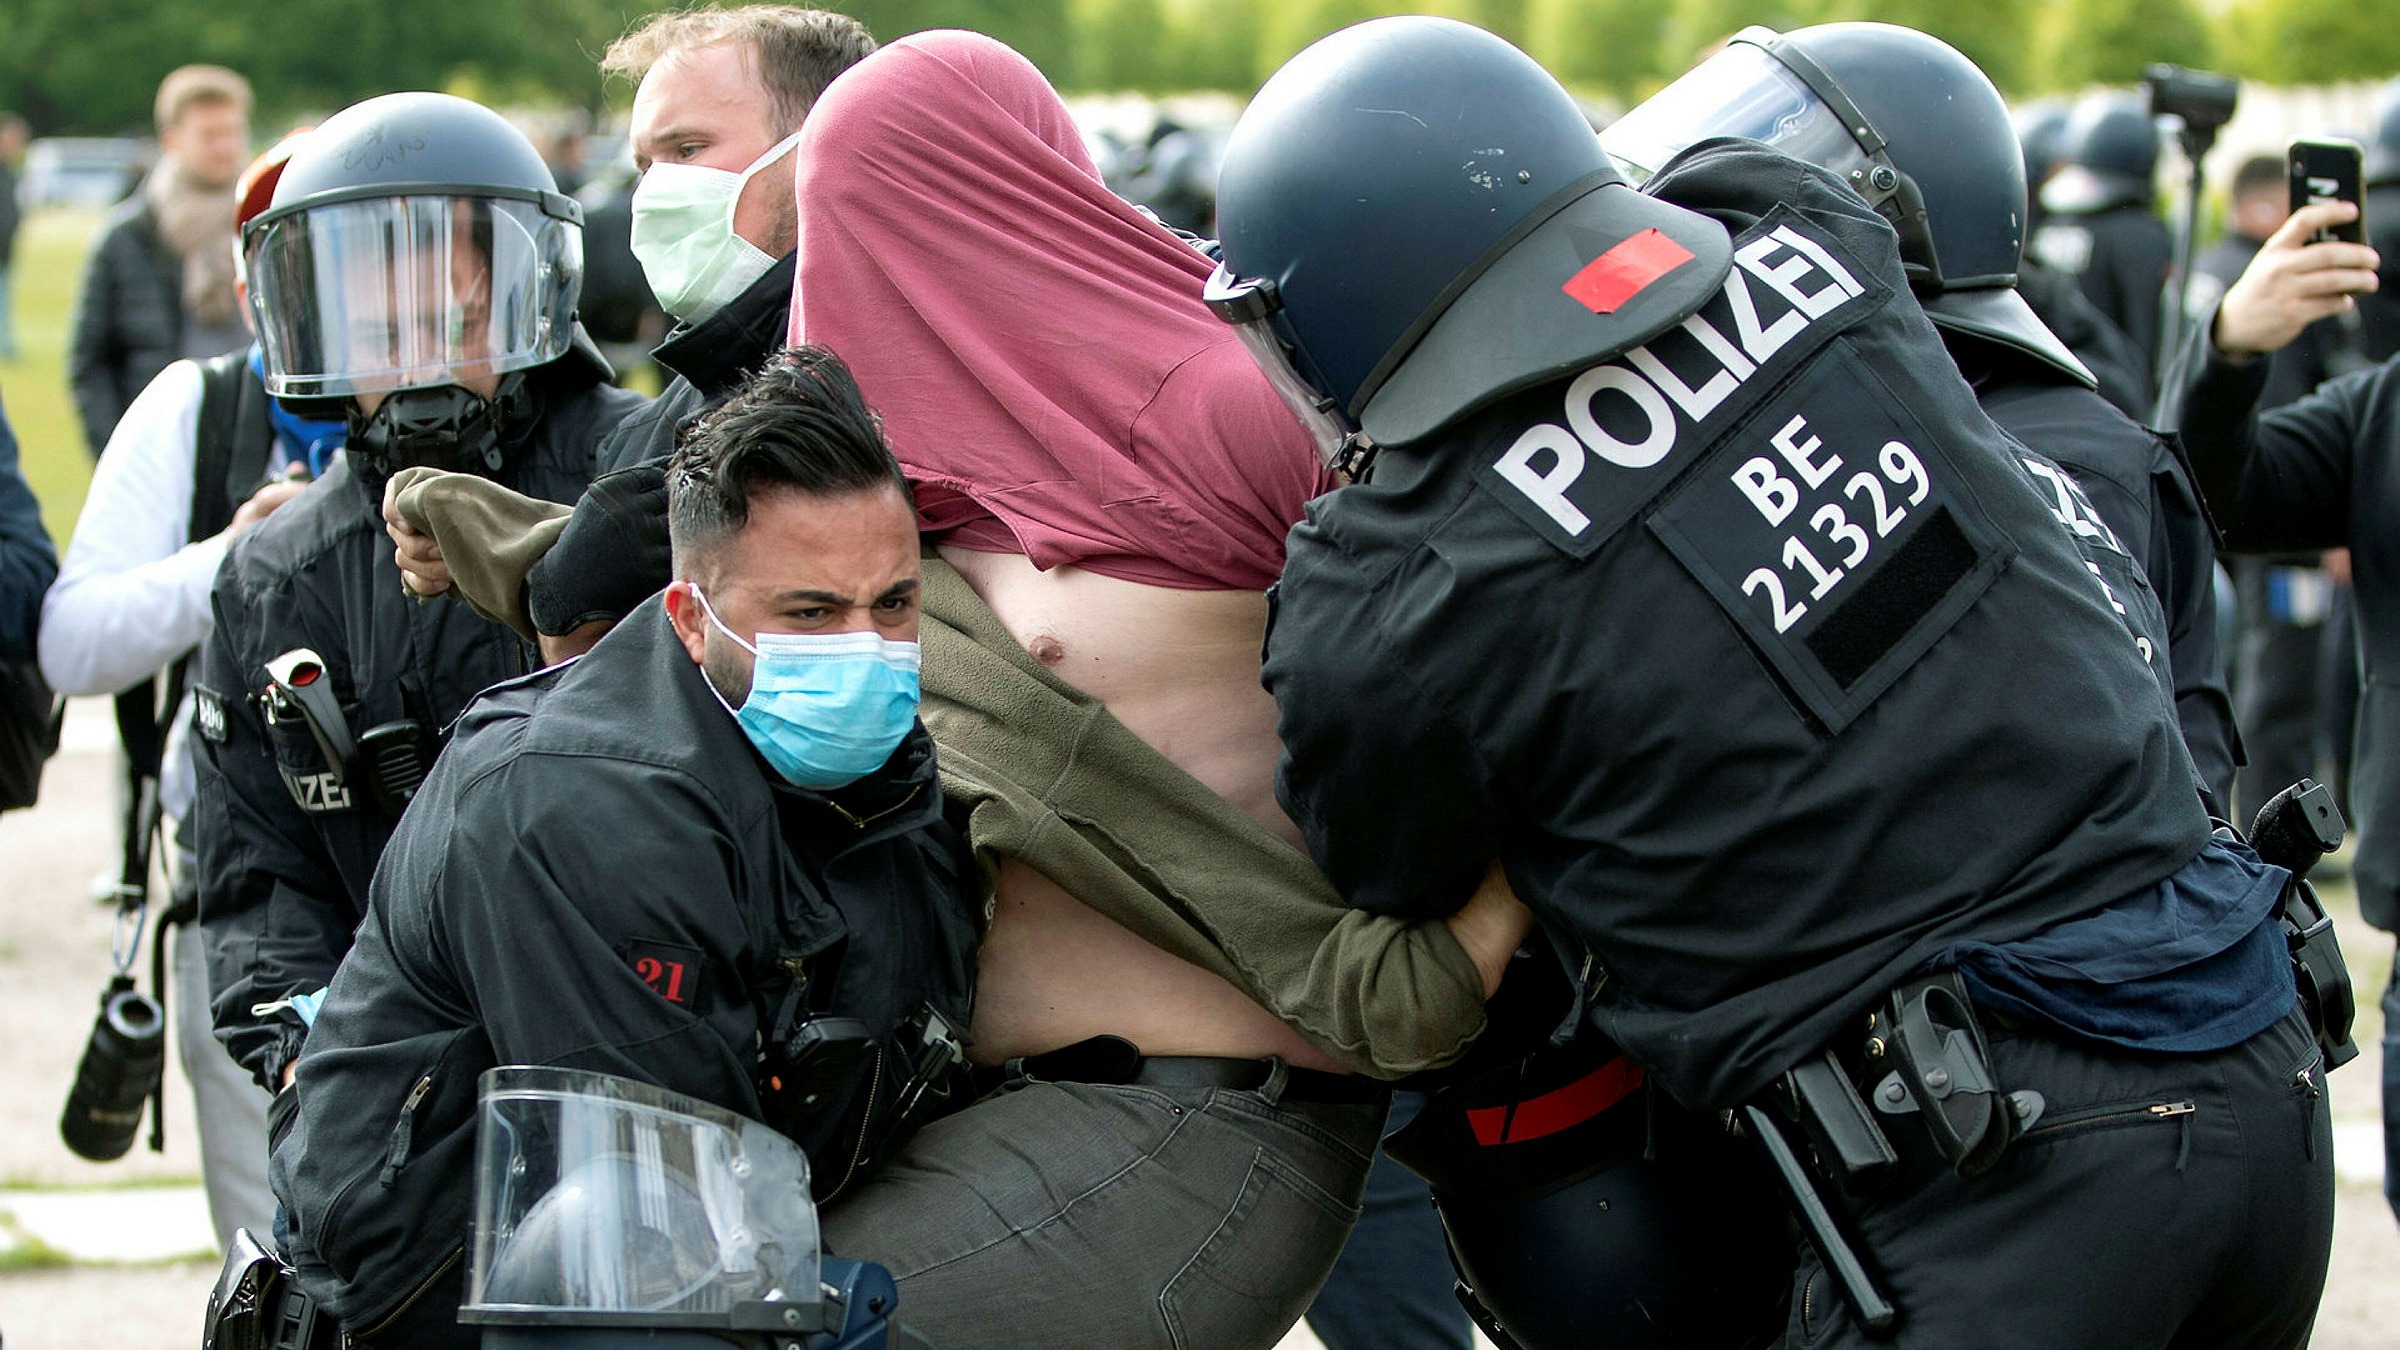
left=1561, top=228, right=1696, bottom=315
left=1465, top=1057, right=1646, bottom=1146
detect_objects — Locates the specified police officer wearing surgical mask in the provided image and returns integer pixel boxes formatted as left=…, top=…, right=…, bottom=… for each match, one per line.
left=1601, top=22, right=2238, bottom=814
left=192, top=92, right=646, bottom=1100
left=1213, top=17, right=2334, bottom=1348
left=258, top=349, right=976, bottom=1350
left=508, top=7, right=876, bottom=658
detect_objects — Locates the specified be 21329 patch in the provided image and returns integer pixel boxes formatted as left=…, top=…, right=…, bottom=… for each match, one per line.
left=1646, top=345, right=2013, bottom=733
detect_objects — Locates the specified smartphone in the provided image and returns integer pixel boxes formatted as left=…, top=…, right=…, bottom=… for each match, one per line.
left=2289, top=137, right=2366, bottom=244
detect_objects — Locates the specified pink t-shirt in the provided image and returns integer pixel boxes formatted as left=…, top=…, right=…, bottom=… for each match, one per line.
left=788, top=31, right=1335, bottom=592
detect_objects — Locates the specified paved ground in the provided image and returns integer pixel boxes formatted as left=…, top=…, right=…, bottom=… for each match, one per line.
left=3, top=698, right=2396, bottom=1348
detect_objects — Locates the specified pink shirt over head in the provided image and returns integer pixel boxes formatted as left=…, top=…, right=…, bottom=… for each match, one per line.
left=787, top=31, right=1335, bottom=592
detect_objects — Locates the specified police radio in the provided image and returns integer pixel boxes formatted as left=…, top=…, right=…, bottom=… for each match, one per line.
left=262, top=648, right=353, bottom=769
left=261, top=648, right=435, bottom=814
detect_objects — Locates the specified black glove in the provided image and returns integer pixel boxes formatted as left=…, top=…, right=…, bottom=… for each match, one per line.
left=526, top=463, right=672, bottom=636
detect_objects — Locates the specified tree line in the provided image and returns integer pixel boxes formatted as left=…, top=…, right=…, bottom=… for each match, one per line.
left=3, top=0, right=2393, bottom=136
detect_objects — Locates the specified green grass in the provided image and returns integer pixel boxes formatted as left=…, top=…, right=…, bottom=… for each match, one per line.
left=3, top=207, right=103, bottom=547
left=0, top=1214, right=72, bottom=1273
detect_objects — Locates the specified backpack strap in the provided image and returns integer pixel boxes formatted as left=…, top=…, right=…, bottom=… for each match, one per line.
left=188, top=348, right=276, bottom=545
left=120, top=349, right=274, bottom=788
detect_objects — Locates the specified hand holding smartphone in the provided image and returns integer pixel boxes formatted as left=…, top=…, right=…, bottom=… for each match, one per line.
left=2290, top=137, right=2366, bottom=244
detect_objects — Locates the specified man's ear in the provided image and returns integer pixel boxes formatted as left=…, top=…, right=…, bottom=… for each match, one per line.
left=662, top=582, right=709, bottom=666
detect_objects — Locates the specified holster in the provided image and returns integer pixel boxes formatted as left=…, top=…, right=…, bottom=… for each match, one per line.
left=2229, top=782, right=2359, bottom=1071
left=1745, top=970, right=2038, bottom=1338
left=2281, top=873, right=2359, bottom=1071
left=203, top=1228, right=336, bottom=1350
left=1863, top=971, right=2037, bottom=1177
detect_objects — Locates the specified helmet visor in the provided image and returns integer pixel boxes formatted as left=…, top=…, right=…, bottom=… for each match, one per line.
left=1204, top=265, right=1373, bottom=476
left=245, top=194, right=580, bottom=400
left=1600, top=43, right=1869, bottom=189
left=465, top=1066, right=820, bottom=1323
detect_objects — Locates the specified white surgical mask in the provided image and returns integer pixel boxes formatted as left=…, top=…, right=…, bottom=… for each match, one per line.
left=630, top=130, right=803, bottom=325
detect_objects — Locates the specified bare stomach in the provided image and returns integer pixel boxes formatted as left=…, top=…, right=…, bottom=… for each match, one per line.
left=938, top=545, right=1346, bottom=1072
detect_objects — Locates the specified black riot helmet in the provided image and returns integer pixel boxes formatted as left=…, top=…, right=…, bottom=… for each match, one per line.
left=243, top=92, right=588, bottom=482
left=1207, top=16, right=1732, bottom=463
left=1601, top=23, right=2094, bottom=387
left=2367, top=76, right=2400, bottom=187
left=2041, top=91, right=2160, bottom=215
left=2015, top=99, right=2071, bottom=194
left=1381, top=1031, right=1792, bottom=1349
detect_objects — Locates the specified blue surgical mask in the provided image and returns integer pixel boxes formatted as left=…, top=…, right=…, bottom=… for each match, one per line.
left=693, top=588, right=922, bottom=790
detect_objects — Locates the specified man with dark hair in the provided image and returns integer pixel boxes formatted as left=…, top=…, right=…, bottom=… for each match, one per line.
left=266, top=347, right=979, bottom=1349
left=2169, top=196, right=2400, bottom=1231
left=385, top=5, right=877, bottom=657
left=2188, top=153, right=2360, bottom=827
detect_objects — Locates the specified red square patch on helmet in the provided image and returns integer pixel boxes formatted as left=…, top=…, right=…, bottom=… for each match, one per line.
left=1561, top=229, right=1696, bottom=315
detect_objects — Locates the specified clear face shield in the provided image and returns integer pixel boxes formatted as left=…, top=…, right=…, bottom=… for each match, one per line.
left=464, top=1066, right=821, bottom=1328
left=1202, top=266, right=1379, bottom=480
left=1601, top=38, right=1897, bottom=206
left=244, top=193, right=581, bottom=401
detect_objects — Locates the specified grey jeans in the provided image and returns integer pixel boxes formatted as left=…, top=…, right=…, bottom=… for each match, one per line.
left=174, top=920, right=275, bottom=1250
left=821, top=1062, right=1384, bottom=1350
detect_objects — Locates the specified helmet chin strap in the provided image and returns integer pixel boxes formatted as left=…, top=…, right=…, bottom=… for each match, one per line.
left=346, top=372, right=536, bottom=492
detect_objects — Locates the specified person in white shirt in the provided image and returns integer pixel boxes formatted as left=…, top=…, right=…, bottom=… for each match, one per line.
left=37, top=135, right=327, bottom=1250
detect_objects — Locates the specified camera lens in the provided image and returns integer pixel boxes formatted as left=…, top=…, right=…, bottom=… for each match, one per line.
left=59, top=984, right=166, bottom=1162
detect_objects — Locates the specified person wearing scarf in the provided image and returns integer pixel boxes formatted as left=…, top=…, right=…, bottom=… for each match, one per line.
left=66, top=64, right=252, bottom=458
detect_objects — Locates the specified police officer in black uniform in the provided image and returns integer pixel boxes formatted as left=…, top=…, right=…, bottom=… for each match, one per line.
left=193, top=93, right=645, bottom=1096
left=2008, top=98, right=2162, bottom=421
left=2031, top=91, right=2175, bottom=376
left=1602, top=22, right=2237, bottom=812
left=257, top=352, right=976, bottom=1350
left=2013, top=99, right=2068, bottom=238
left=1210, top=18, right=2333, bottom=1347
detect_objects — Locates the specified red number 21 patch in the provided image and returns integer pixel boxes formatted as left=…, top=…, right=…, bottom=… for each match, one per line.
left=626, top=940, right=705, bottom=1009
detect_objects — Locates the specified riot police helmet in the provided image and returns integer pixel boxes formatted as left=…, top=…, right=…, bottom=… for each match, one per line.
left=2041, top=91, right=2159, bottom=215
left=1207, top=16, right=1732, bottom=459
left=1601, top=23, right=2095, bottom=386
left=2366, top=75, right=2400, bottom=187
left=242, top=91, right=585, bottom=406
left=2015, top=98, right=2071, bottom=195
left=1381, top=1031, right=1792, bottom=1349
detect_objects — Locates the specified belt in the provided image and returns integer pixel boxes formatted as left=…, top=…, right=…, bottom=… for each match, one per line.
left=992, top=1034, right=1388, bottom=1106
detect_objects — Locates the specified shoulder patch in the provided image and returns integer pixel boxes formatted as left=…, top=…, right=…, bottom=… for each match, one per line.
left=1475, top=204, right=1889, bottom=559
left=626, top=939, right=707, bottom=1012
left=1645, top=344, right=2014, bottom=732
left=192, top=686, right=231, bottom=744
